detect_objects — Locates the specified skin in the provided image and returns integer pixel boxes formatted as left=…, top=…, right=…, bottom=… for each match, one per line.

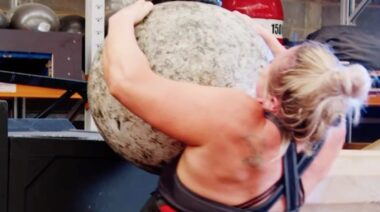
left=103, top=1, right=346, bottom=211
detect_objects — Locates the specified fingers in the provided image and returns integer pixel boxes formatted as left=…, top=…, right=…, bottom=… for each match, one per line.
left=110, top=0, right=153, bottom=25
left=135, top=0, right=154, bottom=23
left=129, top=0, right=154, bottom=19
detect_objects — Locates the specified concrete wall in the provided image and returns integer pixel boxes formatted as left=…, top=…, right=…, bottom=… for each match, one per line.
left=282, top=0, right=322, bottom=41
left=322, top=2, right=380, bottom=36
left=282, top=0, right=380, bottom=41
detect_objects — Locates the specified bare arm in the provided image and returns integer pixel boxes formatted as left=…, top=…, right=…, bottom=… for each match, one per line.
left=273, top=121, right=346, bottom=212
left=302, top=119, right=347, bottom=197
left=103, top=0, right=263, bottom=146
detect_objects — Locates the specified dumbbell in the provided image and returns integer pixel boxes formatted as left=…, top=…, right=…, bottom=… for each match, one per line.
left=59, top=15, right=85, bottom=35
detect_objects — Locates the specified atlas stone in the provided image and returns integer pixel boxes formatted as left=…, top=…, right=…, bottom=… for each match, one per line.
left=88, top=1, right=272, bottom=173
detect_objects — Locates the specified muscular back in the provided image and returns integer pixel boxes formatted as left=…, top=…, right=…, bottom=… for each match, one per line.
left=176, top=116, right=346, bottom=211
left=176, top=115, right=283, bottom=205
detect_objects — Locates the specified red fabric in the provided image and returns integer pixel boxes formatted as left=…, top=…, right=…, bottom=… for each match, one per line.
left=222, top=0, right=284, bottom=43
left=222, top=0, right=284, bottom=20
left=159, top=204, right=177, bottom=212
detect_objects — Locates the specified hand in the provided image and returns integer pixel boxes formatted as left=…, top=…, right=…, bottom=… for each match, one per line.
left=109, top=0, right=154, bottom=26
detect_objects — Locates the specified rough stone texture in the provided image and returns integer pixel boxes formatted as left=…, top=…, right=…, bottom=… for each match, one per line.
left=88, top=1, right=272, bottom=173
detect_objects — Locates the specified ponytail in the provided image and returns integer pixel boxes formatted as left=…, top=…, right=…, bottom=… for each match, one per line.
left=268, top=41, right=372, bottom=153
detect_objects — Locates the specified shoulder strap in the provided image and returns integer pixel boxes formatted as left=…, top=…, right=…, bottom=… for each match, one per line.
left=245, top=140, right=324, bottom=212
left=283, top=142, right=302, bottom=211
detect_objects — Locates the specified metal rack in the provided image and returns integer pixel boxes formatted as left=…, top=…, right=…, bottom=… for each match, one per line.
left=84, top=0, right=105, bottom=131
left=3, top=0, right=378, bottom=130
left=2, top=0, right=103, bottom=129
left=340, top=0, right=372, bottom=25
left=0, top=70, right=87, bottom=120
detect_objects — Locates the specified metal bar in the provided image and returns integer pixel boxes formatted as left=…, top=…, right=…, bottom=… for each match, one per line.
left=10, top=0, right=18, bottom=9
left=347, top=114, right=353, bottom=143
left=22, top=98, right=26, bottom=118
left=0, top=100, right=9, bottom=212
left=0, top=51, right=52, bottom=59
left=347, top=0, right=355, bottom=16
left=349, top=0, right=372, bottom=23
left=35, top=90, right=76, bottom=119
left=0, top=70, right=87, bottom=99
left=67, top=100, right=85, bottom=122
left=349, top=0, right=355, bottom=15
left=340, top=0, right=350, bottom=25
left=85, top=0, right=105, bottom=72
left=13, top=97, right=17, bottom=119
left=85, top=0, right=105, bottom=131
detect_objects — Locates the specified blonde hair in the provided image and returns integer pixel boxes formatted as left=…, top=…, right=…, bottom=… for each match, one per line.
left=267, top=41, right=372, bottom=153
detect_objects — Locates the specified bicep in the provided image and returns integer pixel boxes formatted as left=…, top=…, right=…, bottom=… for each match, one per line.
left=112, top=72, right=260, bottom=146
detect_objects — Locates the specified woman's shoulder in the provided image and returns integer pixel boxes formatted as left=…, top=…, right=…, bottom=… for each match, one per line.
left=185, top=88, right=268, bottom=145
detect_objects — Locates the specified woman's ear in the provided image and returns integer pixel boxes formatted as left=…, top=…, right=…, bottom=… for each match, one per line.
left=268, top=96, right=280, bottom=112
left=256, top=97, right=264, bottom=105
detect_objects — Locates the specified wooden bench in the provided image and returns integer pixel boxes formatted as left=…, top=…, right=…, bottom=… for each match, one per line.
left=304, top=144, right=380, bottom=210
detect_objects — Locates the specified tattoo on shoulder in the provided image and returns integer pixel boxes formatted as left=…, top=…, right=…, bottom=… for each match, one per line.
left=243, top=134, right=265, bottom=167
left=244, top=155, right=263, bottom=166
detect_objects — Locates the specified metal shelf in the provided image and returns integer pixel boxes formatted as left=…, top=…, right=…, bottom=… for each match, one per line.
left=340, top=0, right=373, bottom=25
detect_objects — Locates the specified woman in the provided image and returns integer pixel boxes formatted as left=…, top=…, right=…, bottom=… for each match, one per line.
left=103, top=1, right=372, bottom=211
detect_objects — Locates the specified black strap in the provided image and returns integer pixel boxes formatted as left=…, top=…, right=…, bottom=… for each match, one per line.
left=245, top=140, right=324, bottom=212
left=283, top=142, right=301, bottom=211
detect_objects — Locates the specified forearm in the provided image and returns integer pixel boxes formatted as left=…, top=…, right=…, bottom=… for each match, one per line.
left=301, top=121, right=346, bottom=196
left=260, top=34, right=285, bottom=57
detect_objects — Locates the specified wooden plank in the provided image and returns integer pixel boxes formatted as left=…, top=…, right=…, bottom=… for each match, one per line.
left=363, top=139, right=380, bottom=150
left=304, top=150, right=380, bottom=209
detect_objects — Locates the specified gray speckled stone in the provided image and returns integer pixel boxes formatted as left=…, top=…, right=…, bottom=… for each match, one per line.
left=88, top=1, right=272, bottom=174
